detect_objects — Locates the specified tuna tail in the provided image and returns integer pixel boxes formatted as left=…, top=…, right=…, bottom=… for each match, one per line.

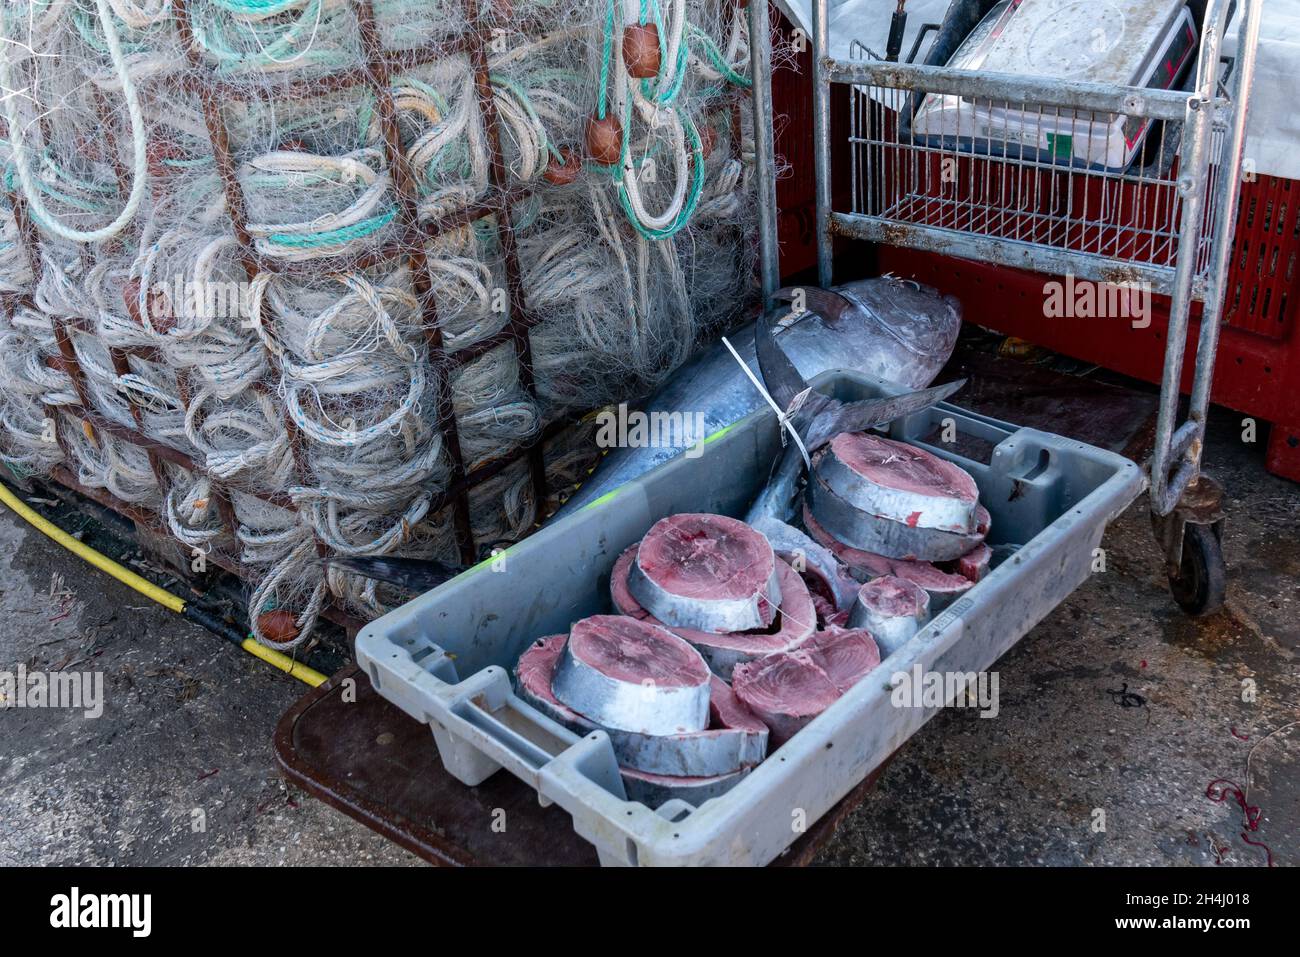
left=754, top=301, right=811, bottom=413
left=325, top=555, right=461, bottom=592
left=747, top=440, right=806, bottom=523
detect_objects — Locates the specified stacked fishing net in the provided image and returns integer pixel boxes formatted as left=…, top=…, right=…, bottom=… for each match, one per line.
left=0, top=0, right=758, bottom=649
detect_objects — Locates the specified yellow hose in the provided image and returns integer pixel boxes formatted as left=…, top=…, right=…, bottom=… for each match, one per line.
left=0, top=479, right=186, bottom=613
left=0, top=480, right=326, bottom=687
left=240, top=637, right=327, bottom=687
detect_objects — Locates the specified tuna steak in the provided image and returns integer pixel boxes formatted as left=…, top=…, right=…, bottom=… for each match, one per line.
left=709, top=675, right=769, bottom=739
left=807, top=470, right=990, bottom=562
left=628, top=514, right=781, bottom=633
left=551, top=616, right=711, bottom=735
left=958, top=542, right=992, bottom=582
left=732, top=627, right=882, bottom=746
left=848, top=576, right=930, bottom=657
left=613, top=545, right=816, bottom=679
left=803, top=505, right=985, bottom=611
left=818, top=432, right=979, bottom=532
left=515, top=635, right=768, bottom=777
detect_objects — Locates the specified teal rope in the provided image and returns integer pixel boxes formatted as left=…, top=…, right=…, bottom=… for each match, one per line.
left=263, top=207, right=397, bottom=250
left=596, top=0, right=616, bottom=121
left=615, top=96, right=704, bottom=241
left=687, top=23, right=751, bottom=88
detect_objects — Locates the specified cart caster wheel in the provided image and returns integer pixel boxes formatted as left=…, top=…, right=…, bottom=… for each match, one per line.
left=1168, top=522, right=1225, bottom=616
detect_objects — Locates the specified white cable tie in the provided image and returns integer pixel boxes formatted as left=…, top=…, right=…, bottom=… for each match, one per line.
left=721, top=335, right=810, bottom=470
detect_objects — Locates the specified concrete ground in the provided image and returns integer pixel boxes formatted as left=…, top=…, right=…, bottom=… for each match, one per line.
left=0, top=404, right=1295, bottom=866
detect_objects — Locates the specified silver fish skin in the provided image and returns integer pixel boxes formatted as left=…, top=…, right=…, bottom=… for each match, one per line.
left=746, top=444, right=860, bottom=613
left=620, top=766, right=752, bottom=808
left=554, top=277, right=960, bottom=517
left=848, top=583, right=931, bottom=657
left=515, top=683, right=766, bottom=777
left=749, top=516, right=861, bottom=614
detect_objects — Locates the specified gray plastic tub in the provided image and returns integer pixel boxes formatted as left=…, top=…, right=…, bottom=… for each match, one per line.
left=355, top=371, right=1146, bottom=866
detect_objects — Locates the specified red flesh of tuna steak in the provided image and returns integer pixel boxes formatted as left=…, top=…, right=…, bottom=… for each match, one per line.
left=567, top=614, right=708, bottom=688
left=708, top=674, right=768, bottom=735
left=612, top=545, right=815, bottom=678
left=629, top=513, right=779, bottom=632
left=856, top=575, right=928, bottom=617
left=958, top=542, right=992, bottom=582
left=516, top=634, right=579, bottom=726
left=732, top=627, right=881, bottom=746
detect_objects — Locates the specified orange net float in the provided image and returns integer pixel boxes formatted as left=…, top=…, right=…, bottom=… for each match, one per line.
left=585, top=113, right=623, bottom=165
left=622, top=22, right=661, bottom=79
left=257, top=609, right=301, bottom=645
left=543, top=145, right=581, bottom=185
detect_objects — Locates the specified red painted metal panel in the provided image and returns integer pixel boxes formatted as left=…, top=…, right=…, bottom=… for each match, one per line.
left=771, top=9, right=852, bottom=278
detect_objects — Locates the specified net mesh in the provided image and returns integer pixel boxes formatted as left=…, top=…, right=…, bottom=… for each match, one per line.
left=0, top=0, right=761, bottom=649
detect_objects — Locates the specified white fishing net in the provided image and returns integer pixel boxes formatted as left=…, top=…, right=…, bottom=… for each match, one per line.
left=0, top=0, right=761, bottom=649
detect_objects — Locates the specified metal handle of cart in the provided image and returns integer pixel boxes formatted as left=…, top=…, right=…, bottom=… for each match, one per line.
left=785, top=0, right=1262, bottom=611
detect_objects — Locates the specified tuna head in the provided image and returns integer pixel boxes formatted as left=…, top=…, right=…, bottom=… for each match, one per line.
left=771, top=276, right=961, bottom=392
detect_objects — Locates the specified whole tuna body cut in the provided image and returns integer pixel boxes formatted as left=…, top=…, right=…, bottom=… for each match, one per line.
left=554, top=276, right=962, bottom=518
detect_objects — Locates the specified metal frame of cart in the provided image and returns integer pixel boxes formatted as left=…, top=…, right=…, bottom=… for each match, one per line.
left=756, top=0, right=1263, bottom=613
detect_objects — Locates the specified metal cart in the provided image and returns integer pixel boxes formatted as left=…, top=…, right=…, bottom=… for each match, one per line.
left=775, top=0, right=1264, bottom=614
